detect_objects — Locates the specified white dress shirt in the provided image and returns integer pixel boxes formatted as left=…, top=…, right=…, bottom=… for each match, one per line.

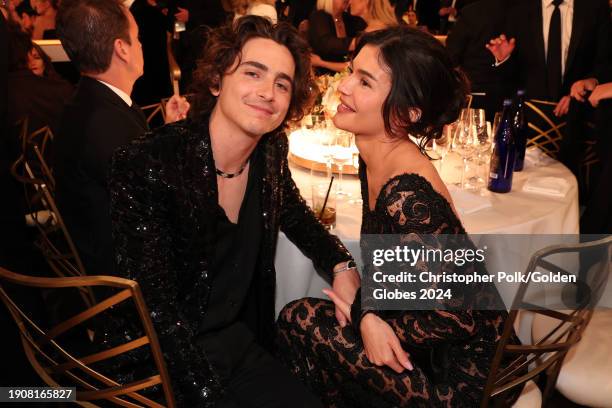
left=542, top=0, right=573, bottom=77
left=96, top=79, right=133, bottom=107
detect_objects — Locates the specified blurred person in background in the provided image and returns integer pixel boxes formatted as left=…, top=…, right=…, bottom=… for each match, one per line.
left=401, top=8, right=418, bottom=26
left=349, top=0, right=397, bottom=32
left=129, top=0, right=173, bottom=106
left=278, top=0, right=316, bottom=27
left=446, top=0, right=509, bottom=120
left=233, top=0, right=278, bottom=23
left=31, top=0, right=57, bottom=39
left=168, top=0, right=229, bottom=91
left=7, top=26, right=72, bottom=136
left=308, top=0, right=365, bottom=73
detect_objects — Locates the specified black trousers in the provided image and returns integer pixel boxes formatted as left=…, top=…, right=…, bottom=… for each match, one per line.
left=215, top=340, right=324, bottom=408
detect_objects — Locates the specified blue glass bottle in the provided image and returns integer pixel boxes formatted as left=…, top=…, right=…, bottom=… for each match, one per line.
left=513, top=89, right=527, bottom=171
left=488, top=99, right=516, bottom=193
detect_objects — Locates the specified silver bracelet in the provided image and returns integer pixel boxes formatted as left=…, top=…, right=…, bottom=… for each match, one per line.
left=333, top=260, right=357, bottom=277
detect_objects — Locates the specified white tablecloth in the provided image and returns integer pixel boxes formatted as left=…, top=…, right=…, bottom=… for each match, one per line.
left=274, top=147, right=580, bottom=317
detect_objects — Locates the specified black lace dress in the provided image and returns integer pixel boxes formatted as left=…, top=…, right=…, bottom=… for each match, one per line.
left=276, top=165, right=519, bottom=408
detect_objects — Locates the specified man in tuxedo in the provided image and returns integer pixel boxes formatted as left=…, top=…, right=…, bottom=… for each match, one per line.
left=446, top=0, right=509, bottom=120
left=487, top=0, right=611, bottom=116
left=54, top=0, right=188, bottom=277
left=439, top=0, right=475, bottom=34
left=486, top=0, right=611, bottom=177
left=168, top=0, right=228, bottom=90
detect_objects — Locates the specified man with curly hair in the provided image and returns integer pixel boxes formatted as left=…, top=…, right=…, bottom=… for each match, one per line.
left=109, top=15, right=359, bottom=407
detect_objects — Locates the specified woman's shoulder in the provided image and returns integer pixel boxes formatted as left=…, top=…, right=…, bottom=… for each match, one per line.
left=375, top=166, right=461, bottom=233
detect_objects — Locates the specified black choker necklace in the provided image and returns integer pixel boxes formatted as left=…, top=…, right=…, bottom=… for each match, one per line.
left=215, top=160, right=249, bottom=178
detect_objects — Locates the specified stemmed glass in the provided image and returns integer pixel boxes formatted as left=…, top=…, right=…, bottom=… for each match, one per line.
left=331, top=130, right=353, bottom=197
left=433, top=123, right=455, bottom=176
left=470, top=109, right=491, bottom=188
left=453, top=110, right=476, bottom=189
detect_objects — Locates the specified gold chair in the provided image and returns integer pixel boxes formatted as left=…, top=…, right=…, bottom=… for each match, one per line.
left=0, top=266, right=176, bottom=407
left=524, top=99, right=567, bottom=159
left=11, top=152, right=86, bottom=280
left=480, top=235, right=612, bottom=408
left=140, top=103, right=166, bottom=128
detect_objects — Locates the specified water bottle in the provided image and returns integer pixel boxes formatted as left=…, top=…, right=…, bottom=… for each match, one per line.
left=513, top=89, right=527, bottom=171
left=488, top=99, right=516, bottom=193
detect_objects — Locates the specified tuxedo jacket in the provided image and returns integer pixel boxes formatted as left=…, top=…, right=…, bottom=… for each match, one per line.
left=54, top=76, right=148, bottom=277
left=500, top=0, right=611, bottom=101
left=446, top=0, right=508, bottom=92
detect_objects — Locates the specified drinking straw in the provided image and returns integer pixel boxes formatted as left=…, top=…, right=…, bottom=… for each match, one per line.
left=318, top=175, right=335, bottom=220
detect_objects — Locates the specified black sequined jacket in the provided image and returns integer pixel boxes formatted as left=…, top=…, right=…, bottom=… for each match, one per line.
left=108, top=115, right=352, bottom=406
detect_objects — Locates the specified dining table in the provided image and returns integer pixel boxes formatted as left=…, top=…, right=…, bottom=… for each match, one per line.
left=274, top=145, right=581, bottom=342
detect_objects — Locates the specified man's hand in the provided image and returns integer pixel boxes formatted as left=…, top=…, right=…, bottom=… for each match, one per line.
left=439, top=7, right=457, bottom=17
left=570, top=78, right=599, bottom=102
left=553, top=95, right=571, bottom=117
left=486, top=34, right=516, bottom=63
left=175, top=7, right=189, bottom=23
left=164, top=94, right=190, bottom=123
left=360, top=313, right=413, bottom=373
left=330, top=266, right=361, bottom=327
left=588, top=83, right=612, bottom=108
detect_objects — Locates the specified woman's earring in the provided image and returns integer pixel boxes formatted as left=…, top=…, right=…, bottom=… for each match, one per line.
left=409, top=109, right=422, bottom=123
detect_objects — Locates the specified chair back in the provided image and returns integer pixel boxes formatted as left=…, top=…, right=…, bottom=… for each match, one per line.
left=11, top=152, right=86, bottom=280
left=525, top=99, right=567, bottom=159
left=0, top=266, right=176, bottom=407
left=139, top=103, right=166, bottom=129
left=481, top=235, right=612, bottom=407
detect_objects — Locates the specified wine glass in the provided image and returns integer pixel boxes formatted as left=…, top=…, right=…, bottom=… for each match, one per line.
left=331, top=130, right=353, bottom=197
left=470, top=109, right=491, bottom=188
left=434, top=123, right=456, bottom=177
left=453, top=113, right=475, bottom=189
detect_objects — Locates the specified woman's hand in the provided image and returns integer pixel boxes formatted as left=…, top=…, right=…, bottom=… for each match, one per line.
left=360, top=313, right=413, bottom=374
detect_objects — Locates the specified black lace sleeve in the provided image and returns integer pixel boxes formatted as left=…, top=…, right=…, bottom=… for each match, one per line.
left=352, top=174, right=483, bottom=346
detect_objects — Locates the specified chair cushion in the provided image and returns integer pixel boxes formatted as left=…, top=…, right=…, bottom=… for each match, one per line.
left=532, top=310, right=612, bottom=407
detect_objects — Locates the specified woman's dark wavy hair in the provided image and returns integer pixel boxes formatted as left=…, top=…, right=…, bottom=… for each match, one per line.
left=354, top=26, right=468, bottom=150
left=191, top=16, right=315, bottom=127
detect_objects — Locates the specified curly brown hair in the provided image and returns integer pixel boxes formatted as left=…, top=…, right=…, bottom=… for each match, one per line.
left=191, top=15, right=315, bottom=127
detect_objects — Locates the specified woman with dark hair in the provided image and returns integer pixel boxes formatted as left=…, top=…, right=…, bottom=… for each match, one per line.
left=277, top=26, right=519, bottom=407
left=7, top=25, right=72, bottom=134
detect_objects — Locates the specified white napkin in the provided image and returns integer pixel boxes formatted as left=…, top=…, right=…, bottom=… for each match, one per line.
left=524, top=146, right=555, bottom=167
left=522, top=176, right=570, bottom=198
left=447, top=185, right=493, bottom=215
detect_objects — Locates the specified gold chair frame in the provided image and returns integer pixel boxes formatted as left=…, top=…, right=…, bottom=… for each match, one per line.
left=524, top=99, right=567, bottom=158
left=0, top=266, right=176, bottom=407
left=480, top=235, right=612, bottom=407
left=11, top=150, right=86, bottom=281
